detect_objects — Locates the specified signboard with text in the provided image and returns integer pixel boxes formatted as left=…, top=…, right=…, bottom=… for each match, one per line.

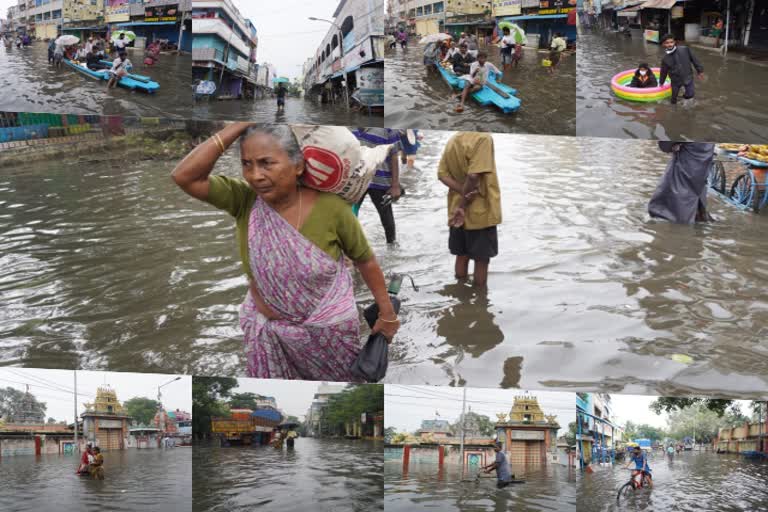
left=145, top=4, right=178, bottom=22
left=493, top=0, right=522, bottom=17
left=645, top=29, right=660, bottom=43
left=510, top=430, right=546, bottom=440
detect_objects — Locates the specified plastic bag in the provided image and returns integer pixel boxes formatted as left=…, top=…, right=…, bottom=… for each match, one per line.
left=351, top=296, right=401, bottom=383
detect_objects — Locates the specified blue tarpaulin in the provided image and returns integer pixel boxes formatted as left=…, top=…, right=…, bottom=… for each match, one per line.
left=116, top=22, right=177, bottom=27
left=502, top=14, right=568, bottom=21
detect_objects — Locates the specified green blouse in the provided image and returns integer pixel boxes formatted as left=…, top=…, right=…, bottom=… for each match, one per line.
left=204, top=175, right=373, bottom=279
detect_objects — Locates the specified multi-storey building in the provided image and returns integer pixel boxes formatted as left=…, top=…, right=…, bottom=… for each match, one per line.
left=303, top=0, right=384, bottom=109
left=108, top=0, right=192, bottom=52
left=304, top=382, right=347, bottom=436
left=192, top=0, right=259, bottom=99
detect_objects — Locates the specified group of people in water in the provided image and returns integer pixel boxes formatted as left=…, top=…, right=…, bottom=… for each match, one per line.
left=45, top=32, right=134, bottom=88
left=270, top=427, right=299, bottom=449
left=76, top=444, right=105, bottom=480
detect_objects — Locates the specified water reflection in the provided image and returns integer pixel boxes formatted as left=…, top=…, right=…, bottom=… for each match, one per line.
left=193, top=439, right=383, bottom=512
left=576, top=32, right=768, bottom=142
left=0, top=449, right=191, bottom=512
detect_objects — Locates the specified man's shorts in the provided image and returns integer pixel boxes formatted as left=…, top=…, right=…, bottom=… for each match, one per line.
left=277, top=98, right=285, bottom=106
left=449, top=226, right=498, bottom=261
left=501, top=52, right=513, bottom=65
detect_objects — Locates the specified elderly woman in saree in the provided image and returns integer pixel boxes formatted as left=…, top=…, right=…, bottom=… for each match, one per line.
left=172, top=122, right=400, bottom=381
left=648, top=141, right=715, bottom=224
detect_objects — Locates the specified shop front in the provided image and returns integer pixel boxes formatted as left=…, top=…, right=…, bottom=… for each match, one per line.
left=118, top=3, right=184, bottom=50
left=502, top=4, right=578, bottom=48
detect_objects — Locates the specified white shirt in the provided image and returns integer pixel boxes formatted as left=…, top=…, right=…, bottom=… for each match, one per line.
left=85, top=41, right=93, bottom=53
left=501, top=35, right=516, bottom=49
left=469, top=61, right=501, bottom=84
left=115, top=38, right=127, bottom=50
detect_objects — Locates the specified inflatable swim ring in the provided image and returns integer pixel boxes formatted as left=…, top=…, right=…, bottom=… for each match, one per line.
left=611, top=68, right=671, bottom=102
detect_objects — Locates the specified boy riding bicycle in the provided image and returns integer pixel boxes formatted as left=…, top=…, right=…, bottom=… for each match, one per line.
left=624, top=446, right=652, bottom=488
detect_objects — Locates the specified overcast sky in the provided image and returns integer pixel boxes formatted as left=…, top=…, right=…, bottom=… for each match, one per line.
left=0, top=368, right=191, bottom=424
left=609, top=394, right=753, bottom=429
left=233, top=378, right=351, bottom=421
left=385, top=385, right=575, bottom=437
left=234, top=0, right=347, bottom=80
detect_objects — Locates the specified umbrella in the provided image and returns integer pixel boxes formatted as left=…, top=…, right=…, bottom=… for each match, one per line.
left=272, top=77, right=290, bottom=84
left=55, top=35, right=79, bottom=46
left=279, top=422, right=299, bottom=429
left=498, top=21, right=527, bottom=45
left=419, top=33, right=452, bottom=45
left=111, top=30, right=136, bottom=42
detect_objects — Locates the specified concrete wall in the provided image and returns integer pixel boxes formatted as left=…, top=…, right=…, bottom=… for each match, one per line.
left=0, top=438, right=35, bottom=457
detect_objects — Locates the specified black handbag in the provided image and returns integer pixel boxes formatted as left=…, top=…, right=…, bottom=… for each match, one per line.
left=351, top=296, right=401, bottom=383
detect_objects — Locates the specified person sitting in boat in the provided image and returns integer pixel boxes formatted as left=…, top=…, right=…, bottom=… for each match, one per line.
left=89, top=447, right=105, bottom=480
left=445, top=41, right=458, bottom=60
left=107, top=51, right=131, bottom=89
left=86, top=49, right=108, bottom=71
left=77, top=444, right=94, bottom=474
left=451, top=43, right=475, bottom=76
left=455, top=51, right=501, bottom=113
left=76, top=45, right=88, bottom=61
left=629, top=63, right=658, bottom=88
left=438, top=41, right=451, bottom=62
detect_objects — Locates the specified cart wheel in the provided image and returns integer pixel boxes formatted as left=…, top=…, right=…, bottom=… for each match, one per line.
left=708, top=160, right=726, bottom=194
left=730, top=172, right=759, bottom=212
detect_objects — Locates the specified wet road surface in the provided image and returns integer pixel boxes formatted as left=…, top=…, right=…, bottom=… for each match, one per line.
left=385, top=460, right=577, bottom=512
left=384, top=42, right=575, bottom=136
left=577, top=32, right=768, bottom=142
left=2, top=132, right=768, bottom=395
left=0, top=448, right=191, bottom=512
left=578, top=451, right=768, bottom=512
left=192, top=95, right=383, bottom=126
left=193, top=438, right=383, bottom=512
left=0, top=43, right=192, bottom=118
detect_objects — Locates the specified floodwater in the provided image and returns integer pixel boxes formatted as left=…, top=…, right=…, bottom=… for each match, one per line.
left=0, top=42, right=192, bottom=118
left=192, top=95, right=383, bottom=126
left=3, top=132, right=768, bottom=395
left=384, top=460, right=577, bottom=512
left=0, top=448, right=191, bottom=511
left=193, top=438, right=383, bottom=512
left=576, top=32, right=768, bottom=142
left=384, top=43, right=576, bottom=135
left=578, top=451, right=768, bottom=512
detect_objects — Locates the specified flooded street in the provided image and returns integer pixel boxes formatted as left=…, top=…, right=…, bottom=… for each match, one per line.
left=193, top=439, right=383, bottom=512
left=384, top=460, right=576, bottom=512
left=192, top=96, right=382, bottom=126
left=0, top=448, right=191, bottom=512
left=384, top=44, right=575, bottom=135
left=578, top=452, right=768, bottom=512
left=0, top=43, right=191, bottom=118
left=577, top=32, right=768, bottom=142
left=3, top=133, right=768, bottom=394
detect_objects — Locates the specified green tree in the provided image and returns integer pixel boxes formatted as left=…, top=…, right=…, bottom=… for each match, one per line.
left=564, top=422, right=577, bottom=446
left=633, top=424, right=666, bottom=442
left=192, top=377, right=238, bottom=439
left=384, top=426, right=397, bottom=443
left=665, top=405, right=722, bottom=444
left=450, top=411, right=495, bottom=437
left=0, top=387, right=46, bottom=422
left=321, top=384, right=384, bottom=436
left=649, top=397, right=734, bottom=417
left=229, top=392, right=262, bottom=410
left=124, top=397, right=160, bottom=426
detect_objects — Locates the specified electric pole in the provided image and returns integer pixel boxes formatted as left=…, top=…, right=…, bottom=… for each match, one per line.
left=459, top=387, right=467, bottom=479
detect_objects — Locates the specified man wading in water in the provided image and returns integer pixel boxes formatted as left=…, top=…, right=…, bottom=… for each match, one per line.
left=659, top=34, right=704, bottom=105
left=483, top=442, right=514, bottom=488
left=438, top=132, right=502, bottom=287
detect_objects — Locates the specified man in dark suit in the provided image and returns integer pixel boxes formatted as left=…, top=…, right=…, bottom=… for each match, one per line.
left=658, top=34, right=704, bottom=105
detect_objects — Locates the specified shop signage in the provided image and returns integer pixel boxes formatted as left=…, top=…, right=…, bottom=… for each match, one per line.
left=493, top=0, right=522, bottom=17
left=145, top=4, right=178, bottom=22
left=355, top=67, right=384, bottom=107
left=538, top=6, right=576, bottom=15
left=343, top=38, right=374, bottom=71
left=522, top=0, right=539, bottom=7
left=645, top=29, right=660, bottom=43
left=98, top=419, right=124, bottom=429
left=510, top=430, right=546, bottom=440
left=106, top=4, right=130, bottom=23
left=671, top=6, right=684, bottom=18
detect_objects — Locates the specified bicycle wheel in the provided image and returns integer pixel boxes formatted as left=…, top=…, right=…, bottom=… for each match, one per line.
left=708, top=160, right=726, bottom=194
left=617, top=482, right=634, bottom=502
left=730, top=172, right=759, bottom=212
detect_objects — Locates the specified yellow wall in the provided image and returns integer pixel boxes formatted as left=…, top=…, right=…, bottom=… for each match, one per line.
left=64, top=0, right=104, bottom=22
left=36, top=23, right=58, bottom=40
left=449, top=0, right=489, bottom=15
left=415, top=19, right=439, bottom=36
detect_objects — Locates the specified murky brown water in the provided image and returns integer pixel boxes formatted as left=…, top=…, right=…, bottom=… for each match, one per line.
left=0, top=448, right=191, bottom=511
left=578, top=451, right=768, bottom=512
left=192, top=95, right=383, bottom=126
left=193, top=439, right=383, bottom=512
left=0, top=42, right=191, bottom=118
left=576, top=32, right=768, bottom=142
left=384, top=460, right=576, bottom=512
left=2, top=132, right=768, bottom=395
left=384, top=43, right=575, bottom=135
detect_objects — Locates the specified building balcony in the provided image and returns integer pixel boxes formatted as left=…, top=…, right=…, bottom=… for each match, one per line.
left=192, top=17, right=251, bottom=58
left=192, top=46, right=224, bottom=63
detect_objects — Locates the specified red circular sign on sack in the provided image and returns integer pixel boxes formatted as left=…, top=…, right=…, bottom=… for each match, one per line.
left=302, top=146, right=343, bottom=190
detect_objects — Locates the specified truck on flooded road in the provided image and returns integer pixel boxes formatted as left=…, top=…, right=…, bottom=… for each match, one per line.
left=211, top=404, right=283, bottom=446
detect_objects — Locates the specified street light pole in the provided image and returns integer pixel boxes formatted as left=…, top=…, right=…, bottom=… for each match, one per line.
left=157, top=376, right=181, bottom=437
left=308, top=17, right=350, bottom=112
left=73, top=370, right=78, bottom=453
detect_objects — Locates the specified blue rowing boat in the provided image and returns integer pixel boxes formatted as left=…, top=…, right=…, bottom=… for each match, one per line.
left=63, top=59, right=160, bottom=93
left=435, top=63, right=521, bottom=114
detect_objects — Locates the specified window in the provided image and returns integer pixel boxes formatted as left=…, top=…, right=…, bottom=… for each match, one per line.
left=434, top=2, right=444, bottom=13
left=424, top=4, right=432, bottom=14
left=416, top=6, right=423, bottom=16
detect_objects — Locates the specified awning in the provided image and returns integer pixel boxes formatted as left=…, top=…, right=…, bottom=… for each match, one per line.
left=617, top=6, right=642, bottom=16
left=615, top=2, right=644, bottom=10
left=62, top=26, right=104, bottom=31
left=639, top=0, right=677, bottom=9
left=445, top=20, right=495, bottom=26
left=116, top=21, right=177, bottom=27
left=502, top=14, right=569, bottom=21
left=331, top=70, right=344, bottom=78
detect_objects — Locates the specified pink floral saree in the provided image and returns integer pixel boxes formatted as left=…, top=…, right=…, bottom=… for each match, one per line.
left=239, top=197, right=361, bottom=380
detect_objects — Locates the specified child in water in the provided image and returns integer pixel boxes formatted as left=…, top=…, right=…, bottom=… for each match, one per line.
left=629, top=63, right=659, bottom=88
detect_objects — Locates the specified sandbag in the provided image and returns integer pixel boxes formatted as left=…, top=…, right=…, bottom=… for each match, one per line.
left=290, top=125, right=392, bottom=204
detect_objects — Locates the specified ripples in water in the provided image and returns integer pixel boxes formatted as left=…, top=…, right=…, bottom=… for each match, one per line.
left=0, top=448, right=191, bottom=512
left=193, top=439, right=383, bottom=512
left=576, top=32, right=768, bottom=142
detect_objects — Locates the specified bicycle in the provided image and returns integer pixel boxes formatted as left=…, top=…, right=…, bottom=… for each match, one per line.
left=616, top=468, right=652, bottom=502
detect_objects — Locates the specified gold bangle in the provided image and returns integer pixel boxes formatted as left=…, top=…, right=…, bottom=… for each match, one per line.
left=378, top=315, right=399, bottom=323
left=212, top=133, right=226, bottom=154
